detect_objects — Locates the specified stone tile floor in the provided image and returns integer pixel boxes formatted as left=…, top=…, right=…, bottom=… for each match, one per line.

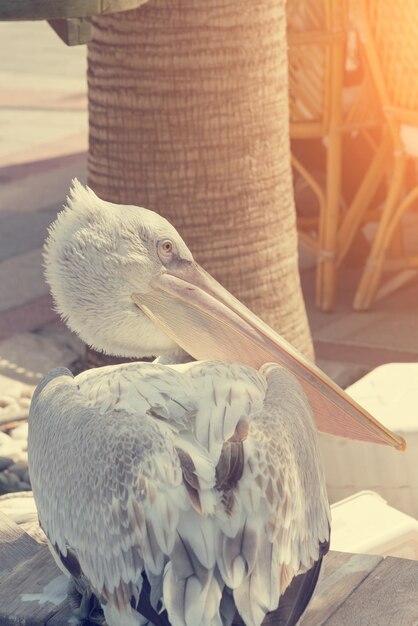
left=0, top=20, right=417, bottom=406
left=301, top=248, right=418, bottom=387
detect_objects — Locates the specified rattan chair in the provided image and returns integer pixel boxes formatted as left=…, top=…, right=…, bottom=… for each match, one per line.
left=349, top=0, right=418, bottom=310
left=288, top=0, right=382, bottom=311
left=288, top=0, right=346, bottom=311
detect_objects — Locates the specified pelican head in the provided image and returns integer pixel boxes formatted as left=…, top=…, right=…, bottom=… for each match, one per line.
left=44, top=180, right=405, bottom=450
left=45, top=180, right=194, bottom=358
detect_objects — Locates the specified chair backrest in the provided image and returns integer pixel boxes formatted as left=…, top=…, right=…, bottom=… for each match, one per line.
left=356, top=0, right=418, bottom=129
left=287, top=0, right=347, bottom=138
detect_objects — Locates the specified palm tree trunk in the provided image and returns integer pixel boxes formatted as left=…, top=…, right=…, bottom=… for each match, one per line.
left=87, top=0, right=314, bottom=360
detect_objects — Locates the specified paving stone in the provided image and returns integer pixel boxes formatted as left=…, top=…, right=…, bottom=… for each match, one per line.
left=375, top=272, right=418, bottom=314
left=0, top=21, right=87, bottom=82
left=0, top=88, right=87, bottom=111
left=0, top=330, right=84, bottom=385
left=0, top=69, right=86, bottom=95
left=0, top=206, right=60, bottom=262
left=0, top=110, right=87, bottom=165
left=36, top=325, right=84, bottom=361
left=316, top=360, right=368, bottom=389
left=0, top=294, right=58, bottom=343
left=314, top=311, right=418, bottom=355
left=301, top=269, right=349, bottom=335
left=0, top=152, right=87, bottom=215
left=302, top=264, right=418, bottom=370
left=0, top=22, right=87, bottom=175
left=0, top=248, right=47, bottom=313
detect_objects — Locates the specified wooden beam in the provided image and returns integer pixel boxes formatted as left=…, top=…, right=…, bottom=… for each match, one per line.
left=0, top=0, right=147, bottom=20
left=48, top=17, right=91, bottom=46
left=0, top=511, right=41, bottom=583
left=0, top=546, right=70, bottom=625
left=325, top=556, right=418, bottom=625
left=300, top=551, right=383, bottom=625
left=0, top=542, right=417, bottom=624
left=231, top=552, right=383, bottom=625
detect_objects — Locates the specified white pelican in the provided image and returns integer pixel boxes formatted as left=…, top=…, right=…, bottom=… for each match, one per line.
left=28, top=181, right=404, bottom=626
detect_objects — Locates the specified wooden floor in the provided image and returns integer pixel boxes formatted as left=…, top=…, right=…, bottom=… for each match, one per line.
left=1, top=510, right=418, bottom=625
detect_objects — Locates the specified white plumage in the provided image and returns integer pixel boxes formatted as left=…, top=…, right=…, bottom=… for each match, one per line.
left=32, top=179, right=397, bottom=625
left=29, top=360, right=329, bottom=626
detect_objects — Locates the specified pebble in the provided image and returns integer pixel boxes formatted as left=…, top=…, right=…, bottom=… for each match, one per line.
left=8, top=461, right=28, bottom=481
left=0, top=427, right=30, bottom=494
left=0, top=431, right=23, bottom=458
left=17, top=480, right=31, bottom=491
left=0, top=489, right=36, bottom=511
left=0, top=328, right=84, bottom=496
left=0, top=471, right=20, bottom=491
left=0, top=456, right=13, bottom=471
left=0, top=491, right=46, bottom=543
left=10, top=423, right=29, bottom=441
left=0, top=390, right=33, bottom=424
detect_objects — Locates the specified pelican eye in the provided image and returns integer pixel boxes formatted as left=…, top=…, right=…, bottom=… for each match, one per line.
left=158, top=239, right=174, bottom=260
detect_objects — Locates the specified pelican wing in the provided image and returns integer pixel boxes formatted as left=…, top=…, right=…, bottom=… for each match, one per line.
left=166, top=361, right=330, bottom=626
left=214, top=365, right=331, bottom=626
left=158, top=361, right=268, bottom=626
left=28, top=364, right=216, bottom=625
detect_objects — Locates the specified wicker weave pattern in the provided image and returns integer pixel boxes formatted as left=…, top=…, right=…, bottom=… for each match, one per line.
left=288, top=43, right=326, bottom=125
left=287, top=0, right=328, bottom=126
left=369, top=0, right=418, bottom=112
left=287, top=0, right=325, bottom=32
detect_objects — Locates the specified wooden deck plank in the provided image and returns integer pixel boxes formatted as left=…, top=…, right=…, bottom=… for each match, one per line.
left=325, top=556, right=418, bottom=626
left=0, top=542, right=416, bottom=625
left=299, top=551, right=383, bottom=625
left=0, top=545, right=68, bottom=625
left=0, top=511, right=41, bottom=582
left=46, top=602, right=81, bottom=625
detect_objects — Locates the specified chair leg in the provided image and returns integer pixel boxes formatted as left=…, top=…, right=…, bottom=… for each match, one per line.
left=382, top=186, right=418, bottom=251
left=388, top=220, right=404, bottom=258
left=385, top=149, right=406, bottom=259
left=353, top=156, right=407, bottom=310
left=337, top=134, right=391, bottom=266
left=316, top=128, right=343, bottom=312
left=293, top=154, right=325, bottom=258
left=292, top=154, right=326, bottom=220
left=315, top=21, right=346, bottom=313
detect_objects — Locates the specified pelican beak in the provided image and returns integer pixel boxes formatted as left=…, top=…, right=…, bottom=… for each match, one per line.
left=134, top=261, right=405, bottom=450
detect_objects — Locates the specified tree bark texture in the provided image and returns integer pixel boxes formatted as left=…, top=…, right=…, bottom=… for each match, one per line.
left=87, top=0, right=314, bottom=359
